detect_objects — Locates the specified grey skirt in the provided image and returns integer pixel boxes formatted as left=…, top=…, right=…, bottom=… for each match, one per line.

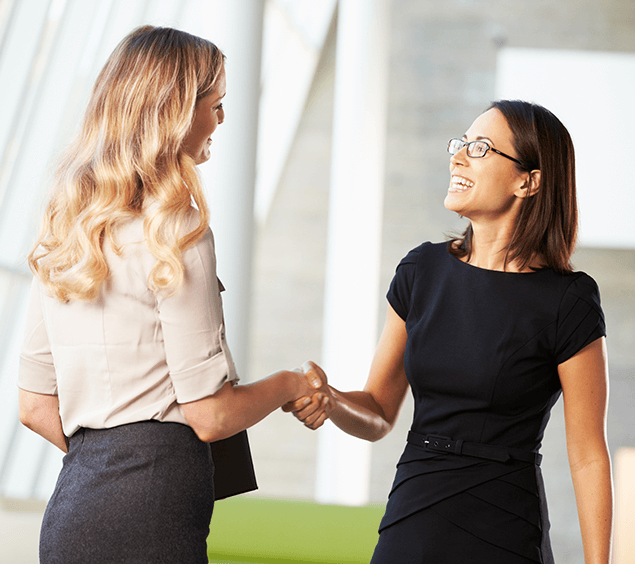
left=40, top=421, right=215, bottom=564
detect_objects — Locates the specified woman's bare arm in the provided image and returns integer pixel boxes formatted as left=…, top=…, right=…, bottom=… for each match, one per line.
left=559, top=337, right=613, bottom=564
left=19, top=389, right=68, bottom=453
left=285, top=305, right=410, bottom=442
left=180, top=369, right=323, bottom=443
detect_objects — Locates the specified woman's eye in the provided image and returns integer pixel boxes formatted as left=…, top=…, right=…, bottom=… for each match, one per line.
left=215, top=103, right=223, bottom=111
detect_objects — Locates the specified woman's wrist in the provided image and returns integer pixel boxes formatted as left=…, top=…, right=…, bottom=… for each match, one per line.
left=276, top=369, right=304, bottom=404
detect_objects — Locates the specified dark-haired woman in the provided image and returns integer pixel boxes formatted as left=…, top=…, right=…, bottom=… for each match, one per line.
left=18, top=26, right=321, bottom=564
left=288, top=101, right=613, bottom=563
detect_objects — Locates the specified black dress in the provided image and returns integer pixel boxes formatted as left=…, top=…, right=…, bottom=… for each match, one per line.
left=370, top=242, right=605, bottom=564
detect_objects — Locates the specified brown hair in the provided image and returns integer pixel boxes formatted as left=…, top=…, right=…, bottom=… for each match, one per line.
left=29, top=26, right=225, bottom=302
left=449, top=100, right=577, bottom=274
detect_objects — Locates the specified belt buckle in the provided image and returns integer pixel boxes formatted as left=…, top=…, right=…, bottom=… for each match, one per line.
left=425, top=434, right=462, bottom=455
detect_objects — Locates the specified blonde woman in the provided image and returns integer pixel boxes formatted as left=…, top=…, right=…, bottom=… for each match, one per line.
left=18, top=26, right=320, bottom=564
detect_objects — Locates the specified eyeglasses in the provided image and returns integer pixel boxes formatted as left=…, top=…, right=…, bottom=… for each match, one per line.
left=447, top=138, right=525, bottom=167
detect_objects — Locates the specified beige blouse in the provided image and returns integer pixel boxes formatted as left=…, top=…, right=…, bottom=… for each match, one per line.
left=18, top=210, right=238, bottom=437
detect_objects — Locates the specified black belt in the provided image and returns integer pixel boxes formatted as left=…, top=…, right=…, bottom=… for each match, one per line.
left=407, top=431, right=542, bottom=466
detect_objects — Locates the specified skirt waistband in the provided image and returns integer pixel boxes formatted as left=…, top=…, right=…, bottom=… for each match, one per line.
left=71, top=421, right=198, bottom=447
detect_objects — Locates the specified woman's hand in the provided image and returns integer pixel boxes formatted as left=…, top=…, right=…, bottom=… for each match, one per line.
left=282, top=361, right=334, bottom=430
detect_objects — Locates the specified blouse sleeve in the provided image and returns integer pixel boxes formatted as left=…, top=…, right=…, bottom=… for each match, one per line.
left=554, top=273, right=606, bottom=365
left=18, top=278, right=58, bottom=395
left=386, top=245, right=420, bottom=321
left=156, top=228, right=239, bottom=404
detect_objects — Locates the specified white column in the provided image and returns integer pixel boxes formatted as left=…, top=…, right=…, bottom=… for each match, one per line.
left=614, top=448, right=635, bottom=564
left=315, top=0, right=391, bottom=506
left=197, top=0, right=264, bottom=378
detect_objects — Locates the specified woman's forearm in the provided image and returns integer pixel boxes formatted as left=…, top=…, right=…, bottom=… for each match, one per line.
left=181, top=369, right=321, bottom=443
left=285, top=308, right=409, bottom=438
left=324, top=307, right=408, bottom=441
left=571, top=454, right=614, bottom=564
left=18, top=389, right=68, bottom=453
left=559, top=339, right=613, bottom=563
left=327, top=387, right=394, bottom=442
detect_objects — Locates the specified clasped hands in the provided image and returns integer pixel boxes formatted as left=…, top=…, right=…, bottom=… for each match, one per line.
left=283, top=361, right=333, bottom=430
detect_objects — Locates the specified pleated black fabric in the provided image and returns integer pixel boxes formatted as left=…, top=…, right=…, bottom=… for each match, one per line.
left=376, top=447, right=548, bottom=562
left=371, top=241, right=605, bottom=563
left=371, top=499, right=540, bottom=564
left=40, top=421, right=214, bottom=564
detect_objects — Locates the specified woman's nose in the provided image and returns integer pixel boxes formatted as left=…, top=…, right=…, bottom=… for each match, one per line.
left=450, top=149, right=467, bottom=167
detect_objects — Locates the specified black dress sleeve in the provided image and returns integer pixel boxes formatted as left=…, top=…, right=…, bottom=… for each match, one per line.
left=555, top=273, right=606, bottom=365
left=386, top=245, right=420, bottom=321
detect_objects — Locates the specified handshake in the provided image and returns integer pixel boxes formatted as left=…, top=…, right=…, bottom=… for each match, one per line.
left=282, top=361, right=334, bottom=430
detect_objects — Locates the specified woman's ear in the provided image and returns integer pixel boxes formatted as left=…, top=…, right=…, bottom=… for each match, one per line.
left=516, top=170, right=541, bottom=198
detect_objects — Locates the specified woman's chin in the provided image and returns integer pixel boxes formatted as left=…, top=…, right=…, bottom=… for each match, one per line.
left=194, top=150, right=211, bottom=166
left=444, top=193, right=463, bottom=214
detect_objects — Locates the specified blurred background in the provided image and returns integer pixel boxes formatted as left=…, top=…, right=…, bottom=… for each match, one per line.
left=0, top=0, right=633, bottom=563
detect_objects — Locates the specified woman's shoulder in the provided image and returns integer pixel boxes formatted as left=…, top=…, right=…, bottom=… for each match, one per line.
left=558, top=270, right=602, bottom=307
left=540, top=268, right=600, bottom=293
left=117, top=203, right=208, bottom=237
left=108, top=205, right=211, bottom=258
left=523, top=269, right=604, bottom=326
left=395, top=240, right=448, bottom=268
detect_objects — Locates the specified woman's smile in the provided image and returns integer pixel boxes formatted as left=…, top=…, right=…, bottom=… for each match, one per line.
left=449, top=174, right=475, bottom=192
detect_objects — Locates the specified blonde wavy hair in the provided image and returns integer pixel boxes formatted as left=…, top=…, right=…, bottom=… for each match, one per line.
left=29, top=26, right=225, bottom=302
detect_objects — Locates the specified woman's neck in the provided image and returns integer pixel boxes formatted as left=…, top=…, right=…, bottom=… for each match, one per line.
left=465, top=221, right=536, bottom=273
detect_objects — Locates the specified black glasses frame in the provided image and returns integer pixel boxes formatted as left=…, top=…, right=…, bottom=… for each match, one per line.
left=447, top=138, right=525, bottom=168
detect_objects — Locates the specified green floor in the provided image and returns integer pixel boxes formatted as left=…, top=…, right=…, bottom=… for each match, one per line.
left=207, top=497, right=384, bottom=564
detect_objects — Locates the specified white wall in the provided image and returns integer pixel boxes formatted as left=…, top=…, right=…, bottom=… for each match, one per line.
left=496, top=48, right=635, bottom=249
